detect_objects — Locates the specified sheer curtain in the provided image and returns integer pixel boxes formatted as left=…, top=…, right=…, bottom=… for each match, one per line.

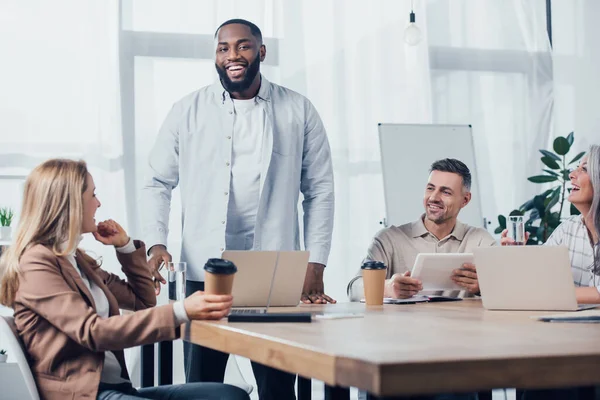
left=277, top=0, right=432, bottom=300
left=1, top=0, right=556, bottom=392
left=117, top=0, right=432, bottom=302
left=552, top=0, right=600, bottom=153
left=0, top=0, right=124, bottom=259
left=426, top=0, right=553, bottom=233
left=0, top=0, right=552, bottom=306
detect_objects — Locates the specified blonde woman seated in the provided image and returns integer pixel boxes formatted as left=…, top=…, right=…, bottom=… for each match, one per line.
left=0, top=159, right=249, bottom=400
left=501, top=145, right=600, bottom=305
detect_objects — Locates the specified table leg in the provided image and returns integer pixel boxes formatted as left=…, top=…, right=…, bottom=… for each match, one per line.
left=140, top=343, right=154, bottom=388
left=297, top=376, right=312, bottom=400
left=324, top=385, right=350, bottom=400
left=158, top=340, right=173, bottom=385
left=477, top=391, right=493, bottom=400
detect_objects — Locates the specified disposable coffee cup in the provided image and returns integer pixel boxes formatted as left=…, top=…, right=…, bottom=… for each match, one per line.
left=204, top=258, right=237, bottom=295
left=361, top=261, right=387, bottom=306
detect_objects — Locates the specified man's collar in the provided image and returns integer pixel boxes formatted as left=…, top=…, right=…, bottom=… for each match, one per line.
left=450, top=219, right=467, bottom=240
left=411, top=216, right=430, bottom=238
left=412, top=214, right=466, bottom=241
left=212, top=74, right=271, bottom=103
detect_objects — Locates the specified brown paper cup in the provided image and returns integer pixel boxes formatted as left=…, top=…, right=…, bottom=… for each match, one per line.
left=204, top=271, right=235, bottom=295
left=363, top=269, right=386, bottom=306
left=203, top=258, right=237, bottom=295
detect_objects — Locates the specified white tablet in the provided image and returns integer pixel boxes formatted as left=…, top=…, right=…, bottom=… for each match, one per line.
left=410, top=253, right=474, bottom=291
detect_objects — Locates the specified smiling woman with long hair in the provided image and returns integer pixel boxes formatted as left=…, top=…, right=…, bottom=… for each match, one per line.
left=502, top=145, right=600, bottom=305
left=543, top=145, right=600, bottom=303
left=0, top=159, right=248, bottom=400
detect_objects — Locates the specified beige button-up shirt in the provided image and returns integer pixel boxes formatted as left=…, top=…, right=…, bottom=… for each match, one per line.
left=348, top=216, right=497, bottom=301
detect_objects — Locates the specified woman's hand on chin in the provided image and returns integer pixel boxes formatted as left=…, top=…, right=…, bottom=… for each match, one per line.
left=93, top=219, right=130, bottom=247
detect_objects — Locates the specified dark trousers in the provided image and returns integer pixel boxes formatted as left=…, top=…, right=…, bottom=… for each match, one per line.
left=362, top=393, right=478, bottom=400
left=184, top=280, right=297, bottom=400
left=97, top=381, right=249, bottom=400
left=517, top=386, right=599, bottom=400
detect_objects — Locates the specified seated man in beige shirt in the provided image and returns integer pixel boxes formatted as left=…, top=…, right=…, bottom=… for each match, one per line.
left=348, top=158, right=497, bottom=301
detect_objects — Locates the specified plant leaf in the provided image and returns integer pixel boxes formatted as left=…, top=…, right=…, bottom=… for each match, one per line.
left=553, top=136, right=571, bottom=155
left=497, top=215, right=506, bottom=230
left=545, top=189, right=560, bottom=213
left=533, top=195, right=546, bottom=219
left=525, top=225, right=538, bottom=235
left=566, top=131, right=574, bottom=146
left=520, top=199, right=534, bottom=211
left=570, top=203, right=581, bottom=215
left=543, top=169, right=560, bottom=177
left=541, top=156, right=560, bottom=170
left=537, top=225, right=545, bottom=240
left=539, top=149, right=560, bottom=161
left=569, top=151, right=585, bottom=165
left=548, top=212, right=561, bottom=227
left=528, top=175, right=558, bottom=183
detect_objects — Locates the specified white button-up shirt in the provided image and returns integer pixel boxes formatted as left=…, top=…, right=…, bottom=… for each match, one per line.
left=142, top=76, right=335, bottom=281
left=545, top=215, right=600, bottom=291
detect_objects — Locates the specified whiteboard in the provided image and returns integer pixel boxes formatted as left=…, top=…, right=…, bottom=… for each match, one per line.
left=378, top=123, right=483, bottom=228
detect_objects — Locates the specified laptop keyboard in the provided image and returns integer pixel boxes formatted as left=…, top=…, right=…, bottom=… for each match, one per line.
left=230, top=309, right=266, bottom=314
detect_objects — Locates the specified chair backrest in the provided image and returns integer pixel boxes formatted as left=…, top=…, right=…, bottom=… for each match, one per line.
left=0, top=316, right=40, bottom=400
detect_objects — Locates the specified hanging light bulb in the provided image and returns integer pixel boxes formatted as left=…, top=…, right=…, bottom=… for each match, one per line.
left=404, top=6, right=422, bottom=46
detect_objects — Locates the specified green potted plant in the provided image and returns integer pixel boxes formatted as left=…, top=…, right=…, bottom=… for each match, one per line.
left=495, top=132, right=584, bottom=244
left=0, top=207, right=14, bottom=241
left=0, top=349, right=7, bottom=363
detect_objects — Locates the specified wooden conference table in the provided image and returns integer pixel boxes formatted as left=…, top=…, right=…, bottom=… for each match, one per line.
left=149, top=300, right=600, bottom=399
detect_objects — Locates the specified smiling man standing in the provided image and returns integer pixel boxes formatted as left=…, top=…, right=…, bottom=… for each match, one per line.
left=141, top=19, right=335, bottom=400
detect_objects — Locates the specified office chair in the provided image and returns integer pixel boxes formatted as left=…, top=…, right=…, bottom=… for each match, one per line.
left=0, top=316, right=40, bottom=400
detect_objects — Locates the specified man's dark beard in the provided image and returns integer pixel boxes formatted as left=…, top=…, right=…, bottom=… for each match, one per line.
left=216, top=54, right=261, bottom=93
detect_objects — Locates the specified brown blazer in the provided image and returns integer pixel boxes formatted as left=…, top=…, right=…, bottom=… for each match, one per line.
left=13, top=241, right=178, bottom=400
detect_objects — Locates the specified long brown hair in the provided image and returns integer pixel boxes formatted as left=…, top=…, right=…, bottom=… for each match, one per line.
left=0, top=159, right=88, bottom=307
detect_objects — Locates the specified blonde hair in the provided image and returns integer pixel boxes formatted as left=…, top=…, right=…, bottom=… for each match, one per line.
left=0, top=159, right=89, bottom=307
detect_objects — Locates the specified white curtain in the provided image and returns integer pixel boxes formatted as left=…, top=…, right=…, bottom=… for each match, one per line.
left=552, top=0, right=600, bottom=153
left=426, top=0, right=553, bottom=232
left=276, top=0, right=432, bottom=301
left=0, top=0, right=124, bottom=261
left=0, top=0, right=554, bottom=301
left=0, top=0, right=556, bottom=392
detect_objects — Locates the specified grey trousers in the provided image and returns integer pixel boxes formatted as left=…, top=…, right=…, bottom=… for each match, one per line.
left=96, top=381, right=249, bottom=400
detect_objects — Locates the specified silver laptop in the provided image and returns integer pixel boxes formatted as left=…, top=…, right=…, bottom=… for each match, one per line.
left=221, top=250, right=309, bottom=314
left=474, top=246, right=599, bottom=311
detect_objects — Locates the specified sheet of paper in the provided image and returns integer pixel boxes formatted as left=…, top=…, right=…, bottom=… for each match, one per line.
left=383, top=296, right=430, bottom=304
left=314, top=313, right=365, bottom=320
left=532, top=309, right=600, bottom=322
left=360, top=296, right=432, bottom=304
